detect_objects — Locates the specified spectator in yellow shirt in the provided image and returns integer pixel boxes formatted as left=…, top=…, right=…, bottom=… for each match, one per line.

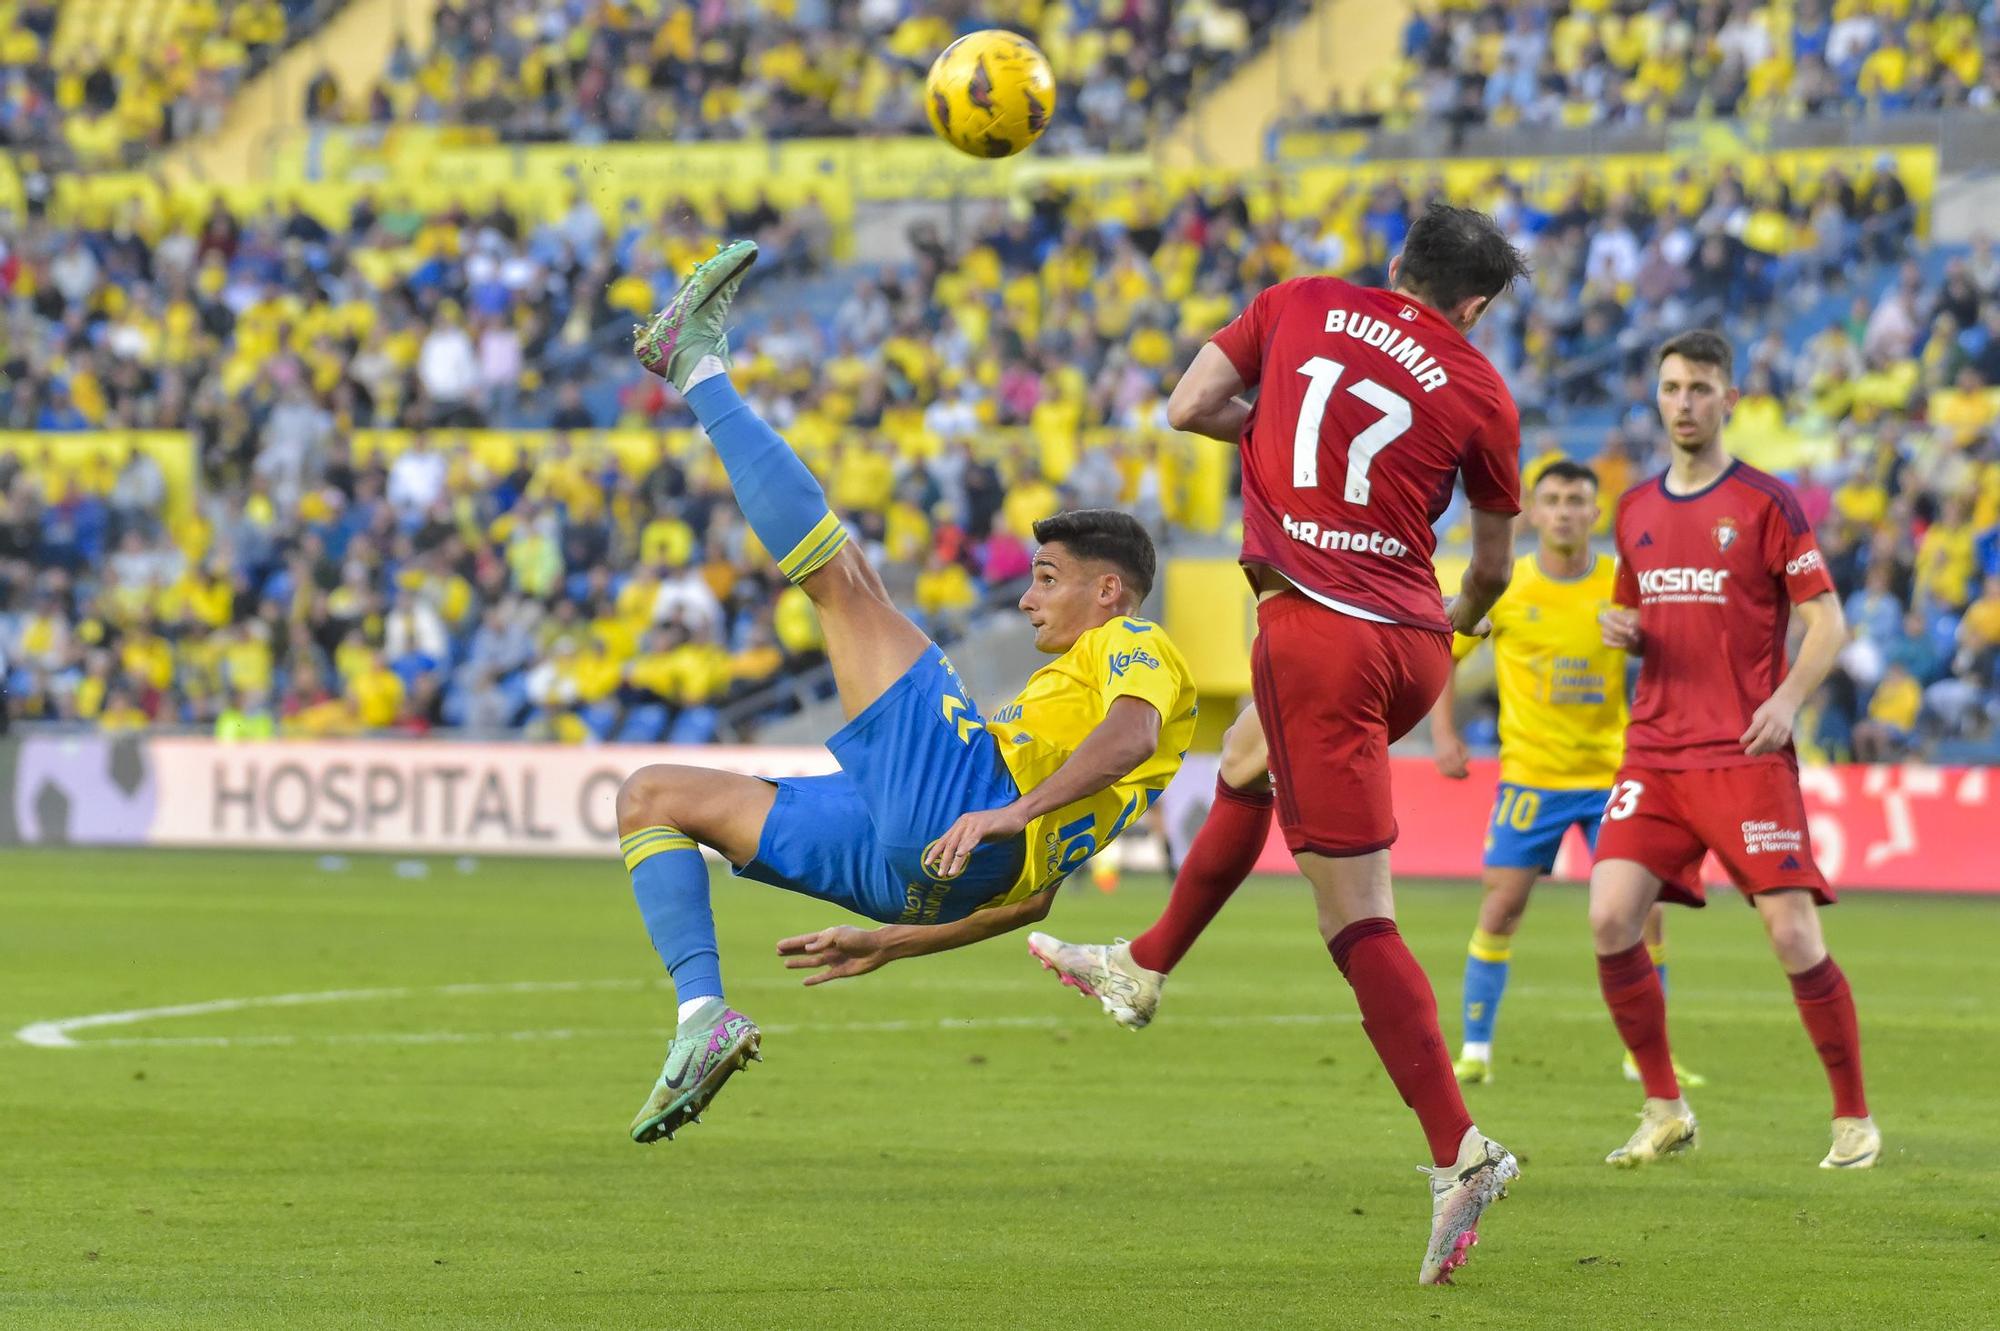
left=1930, top=366, right=1999, bottom=447
left=914, top=548, right=979, bottom=638
left=1914, top=497, right=1978, bottom=610
left=98, top=687, right=152, bottom=733
left=349, top=652, right=406, bottom=730
left=1000, top=464, right=1060, bottom=540
left=1956, top=573, right=2000, bottom=672
left=1852, top=663, right=1922, bottom=762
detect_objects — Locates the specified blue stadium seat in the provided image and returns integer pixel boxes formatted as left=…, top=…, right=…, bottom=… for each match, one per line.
left=668, top=707, right=720, bottom=744
left=617, top=704, right=670, bottom=743
left=581, top=701, right=621, bottom=739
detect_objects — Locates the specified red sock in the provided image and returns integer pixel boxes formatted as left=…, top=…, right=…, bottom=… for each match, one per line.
left=1328, top=917, right=1473, bottom=1167
left=1127, top=778, right=1273, bottom=974
left=1789, top=955, right=1868, bottom=1119
left=1598, top=943, right=1680, bottom=1100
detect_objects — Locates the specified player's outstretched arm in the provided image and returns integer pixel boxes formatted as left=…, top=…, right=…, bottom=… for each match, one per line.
left=1447, top=508, right=1515, bottom=636
left=1429, top=672, right=1471, bottom=780
left=775, top=891, right=1057, bottom=986
left=1166, top=343, right=1252, bottom=443
left=924, top=695, right=1164, bottom=881
left=1742, top=591, right=1846, bottom=756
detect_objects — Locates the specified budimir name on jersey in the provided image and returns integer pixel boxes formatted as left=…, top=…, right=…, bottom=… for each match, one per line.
left=1322, top=309, right=1451, bottom=393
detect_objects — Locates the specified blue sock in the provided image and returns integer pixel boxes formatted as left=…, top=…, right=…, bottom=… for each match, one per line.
left=622, top=826, right=723, bottom=1008
left=1462, top=927, right=1512, bottom=1049
left=1651, top=943, right=1668, bottom=997
left=685, top=375, right=848, bottom=582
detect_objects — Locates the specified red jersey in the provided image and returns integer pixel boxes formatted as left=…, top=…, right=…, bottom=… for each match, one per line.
left=1211, top=276, right=1521, bottom=633
left=1613, top=461, right=1837, bottom=769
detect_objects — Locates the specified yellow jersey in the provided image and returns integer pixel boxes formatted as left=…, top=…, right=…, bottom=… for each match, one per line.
left=1459, top=553, right=1626, bottom=790
left=984, top=616, right=1196, bottom=906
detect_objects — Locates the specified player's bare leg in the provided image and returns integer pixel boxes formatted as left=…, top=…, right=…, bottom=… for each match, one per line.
left=1756, top=889, right=1879, bottom=1168
left=1302, top=850, right=1517, bottom=1285
left=616, top=767, right=776, bottom=1143
left=1591, top=858, right=1697, bottom=1165
left=797, top=544, right=933, bottom=721
left=1029, top=705, right=1271, bottom=1027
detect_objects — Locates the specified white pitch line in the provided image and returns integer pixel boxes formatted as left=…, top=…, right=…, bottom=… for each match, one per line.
left=12, top=978, right=657, bottom=1049
left=19, top=972, right=1886, bottom=1055
left=13, top=977, right=1365, bottom=1051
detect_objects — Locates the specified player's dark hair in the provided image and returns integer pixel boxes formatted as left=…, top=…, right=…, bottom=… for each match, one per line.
left=1657, top=328, right=1735, bottom=382
left=1033, top=509, right=1156, bottom=603
left=1394, top=203, right=1531, bottom=310
left=1534, top=459, right=1599, bottom=490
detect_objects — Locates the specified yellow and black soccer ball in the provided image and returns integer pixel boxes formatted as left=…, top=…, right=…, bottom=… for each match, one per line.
left=923, top=29, right=1057, bottom=159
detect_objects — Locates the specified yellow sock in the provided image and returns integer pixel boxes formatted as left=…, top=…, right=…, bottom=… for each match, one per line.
left=620, top=825, right=695, bottom=871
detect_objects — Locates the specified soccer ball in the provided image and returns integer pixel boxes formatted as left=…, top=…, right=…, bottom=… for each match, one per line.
left=923, top=29, right=1056, bottom=159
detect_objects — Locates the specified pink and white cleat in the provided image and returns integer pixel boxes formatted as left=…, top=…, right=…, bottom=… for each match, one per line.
left=1419, top=1128, right=1519, bottom=1285
left=1026, top=932, right=1164, bottom=1029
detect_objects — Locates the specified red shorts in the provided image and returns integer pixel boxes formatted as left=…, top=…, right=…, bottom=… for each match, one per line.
left=1251, top=593, right=1451, bottom=857
left=1593, top=763, right=1834, bottom=906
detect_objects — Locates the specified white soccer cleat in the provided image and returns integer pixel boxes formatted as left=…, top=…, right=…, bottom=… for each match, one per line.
left=1605, top=1096, right=1699, bottom=1168
left=1026, top=933, right=1164, bottom=1029
left=1820, top=1115, right=1881, bottom=1170
left=1419, top=1129, right=1519, bottom=1285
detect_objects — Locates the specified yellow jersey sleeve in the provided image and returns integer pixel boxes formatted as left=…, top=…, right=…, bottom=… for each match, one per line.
left=1091, top=617, right=1183, bottom=722
left=984, top=616, right=1196, bottom=908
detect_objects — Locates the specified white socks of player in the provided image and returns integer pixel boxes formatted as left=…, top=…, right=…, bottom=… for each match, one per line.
left=685, top=354, right=728, bottom=389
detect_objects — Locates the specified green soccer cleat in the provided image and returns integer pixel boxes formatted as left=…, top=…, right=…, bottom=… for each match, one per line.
left=1605, top=1096, right=1699, bottom=1168
left=1454, top=1054, right=1493, bottom=1086
left=1621, top=1051, right=1708, bottom=1088
left=1820, top=1115, right=1881, bottom=1170
left=632, top=238, right=760, bottom=392
left=629, top=998, right=762, bottom=1145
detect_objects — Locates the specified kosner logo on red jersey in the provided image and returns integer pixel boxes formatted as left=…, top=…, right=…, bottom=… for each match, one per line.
left=1635, top=566, right=1730, bottom=600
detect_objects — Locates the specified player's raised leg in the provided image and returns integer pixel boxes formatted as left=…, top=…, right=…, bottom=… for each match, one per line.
left=1454, top=865, right=1535, bottom=1084
left=617, top=765, right=775, bottom=1143
left=1755, top=889, right=1878, bottom=1168
left=1028, top=704, right=1271, bottom=1027
left=635, top=240, right=930, bottom=722
left=1589, top=855, right=1698, bottom=1166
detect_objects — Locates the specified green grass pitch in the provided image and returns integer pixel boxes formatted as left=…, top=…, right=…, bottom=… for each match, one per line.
left=2, top=849, right=1995, bottom=1329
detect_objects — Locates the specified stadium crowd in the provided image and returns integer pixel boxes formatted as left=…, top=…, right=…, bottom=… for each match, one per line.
left=334, top=0, right=1300, bottom=152
left=0, top=124, right=1992, bottom=753
left=1390, top=1, right=2000, bottom=130
left=0, top=0, right=334, bottom=169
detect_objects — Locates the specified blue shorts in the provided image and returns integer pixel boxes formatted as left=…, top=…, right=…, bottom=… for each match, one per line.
left=737, top=646, right=1026, bottom=924
left=1482, top=783, right=1611, bottom=872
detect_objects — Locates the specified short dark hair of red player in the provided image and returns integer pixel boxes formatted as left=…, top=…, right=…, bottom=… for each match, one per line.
left=1394, top=203, right=1531, bottom=310
left=1657, top=328, right=1735, bottom=382
left=1534, top=459, right=1599, bottom=490
left=1033, top=508, right=1156, bottom=602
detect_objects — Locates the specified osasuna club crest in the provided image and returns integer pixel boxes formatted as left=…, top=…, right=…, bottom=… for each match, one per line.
left=1712, top=517, right=1740, bottom=551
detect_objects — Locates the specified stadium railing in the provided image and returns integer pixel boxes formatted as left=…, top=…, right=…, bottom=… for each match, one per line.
left=1271, top=106, right=2000, bottom=173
